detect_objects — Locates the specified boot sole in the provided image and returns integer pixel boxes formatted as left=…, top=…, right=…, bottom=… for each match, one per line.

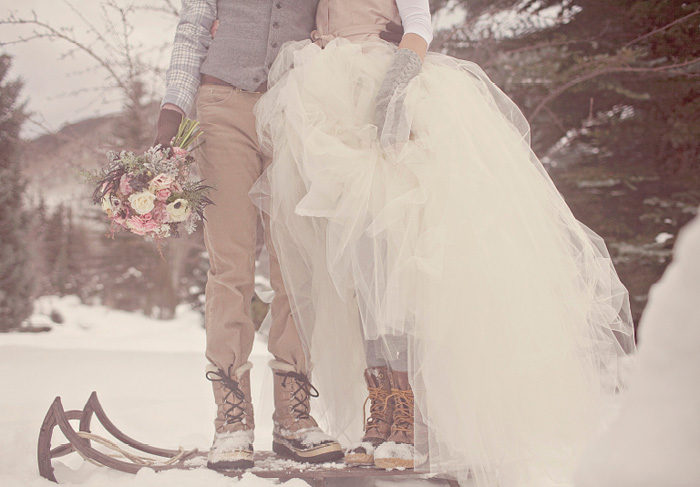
left=374, top=457, right=414, bottom=470
left=344, top=452, right=374, bottom=466
left=207, top=450, right=254, bottom=470
left=273, top=440, right=344, bottom=463
left=207, top=456, right=254, bottom=470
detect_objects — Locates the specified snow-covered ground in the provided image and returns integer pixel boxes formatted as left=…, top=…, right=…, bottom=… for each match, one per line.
left=3, top=209, right=700, bottom=487
left=0, top=297, right=448, bottom=487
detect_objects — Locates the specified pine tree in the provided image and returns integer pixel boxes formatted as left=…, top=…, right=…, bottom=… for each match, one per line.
left=440, top=0, right=700, bottom=172
left=435, top=0, right=700, bottom=324
left=45, top=204, right=69, bottom=295
left=0, top=55, right=32, bottom=331
left=25, top=196, right=52, bottom=297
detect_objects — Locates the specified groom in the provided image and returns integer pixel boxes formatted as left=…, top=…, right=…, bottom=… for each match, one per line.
left=153, top=0, right=342, bottom=470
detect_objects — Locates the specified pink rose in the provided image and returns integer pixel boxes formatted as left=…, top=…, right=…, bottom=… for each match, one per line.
left=119, top=174, right=133, bottom=194
left=112, top=206, right=130, bottom=226
left=149, top=173, right=175, bottom=191
left=171, top=147, right=188, bottom=158
left=155, top=188, right=171, bottom=202
left=151, top=203, right=170, bottom=223
left=126, top=215, right=160, bottom=236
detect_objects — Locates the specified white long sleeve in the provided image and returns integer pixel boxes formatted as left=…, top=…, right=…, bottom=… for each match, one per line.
left=396, top=0, right=433, bottom=46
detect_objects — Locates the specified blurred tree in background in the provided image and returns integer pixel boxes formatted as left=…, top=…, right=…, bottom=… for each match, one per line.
left=0, top=55, right=32, bottom=331
left=438, top=0, right=700, bottom=171
left=1, top=1, right=698, bottom=328
left=1, top=1, right=202, bottom=321
left=433, top=0, right=700, bottom=323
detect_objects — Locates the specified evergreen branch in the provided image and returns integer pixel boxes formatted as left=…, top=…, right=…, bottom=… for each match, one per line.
left=529, top=57, right=700, bottom=121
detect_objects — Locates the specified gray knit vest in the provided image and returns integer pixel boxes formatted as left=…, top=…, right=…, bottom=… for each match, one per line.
left=201, top=0, right=319, bottom=91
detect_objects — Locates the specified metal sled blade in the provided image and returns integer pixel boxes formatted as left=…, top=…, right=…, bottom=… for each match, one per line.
left=37, top=392, right=202, bottom=483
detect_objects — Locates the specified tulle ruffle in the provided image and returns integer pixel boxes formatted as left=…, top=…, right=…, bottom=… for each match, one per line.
left=252, top=37, right=635, bottom=487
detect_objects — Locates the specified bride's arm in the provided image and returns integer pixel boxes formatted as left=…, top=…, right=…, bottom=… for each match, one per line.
left=374, top=0, right=433, bottom=147
left=396, top=0, right=432, bottom=60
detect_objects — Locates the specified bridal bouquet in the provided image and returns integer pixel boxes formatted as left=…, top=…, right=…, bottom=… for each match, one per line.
left=91, top=118, right=211, bottom=246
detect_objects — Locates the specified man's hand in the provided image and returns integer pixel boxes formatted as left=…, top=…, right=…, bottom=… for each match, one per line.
left=210, top=19, right=220, bottom=38
left=154, top=106, right=184, bottom=151
left=379, top=22, right=404, bottom=45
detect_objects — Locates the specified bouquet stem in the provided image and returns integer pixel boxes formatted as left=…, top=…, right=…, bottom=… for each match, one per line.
left=173, top=118, right=203, bottom=151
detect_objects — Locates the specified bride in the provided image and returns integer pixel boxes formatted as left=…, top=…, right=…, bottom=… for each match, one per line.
left=252, top=0, right=635, bottom=485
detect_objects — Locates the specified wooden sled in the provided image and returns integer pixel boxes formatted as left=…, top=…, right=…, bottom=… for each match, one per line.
left=38, top=392, right=460, bottom=486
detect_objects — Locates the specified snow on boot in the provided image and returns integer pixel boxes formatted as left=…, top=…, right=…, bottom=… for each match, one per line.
left=270, top=360, right=343, bottom=463
left=205, top=362, right=255, bottom=470
left=374, top=370, right=425, bottom=470
left=345, top=366, right=394, bottom=466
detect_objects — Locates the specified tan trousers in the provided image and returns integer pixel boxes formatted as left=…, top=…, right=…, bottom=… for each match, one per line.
left=195, top=84, right=307, bottom=374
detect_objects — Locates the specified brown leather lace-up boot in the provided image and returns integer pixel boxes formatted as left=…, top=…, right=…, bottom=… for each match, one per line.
left=270, top=360, right=343, bottom=463
left=205, top=362, right=255, bottom=470
left=374, top=370, right=425, bottom=469
left=345, top=366, right=394, bottom=465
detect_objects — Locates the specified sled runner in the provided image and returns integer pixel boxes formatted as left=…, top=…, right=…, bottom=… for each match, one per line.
left=38, top=392, right=459, bottom=486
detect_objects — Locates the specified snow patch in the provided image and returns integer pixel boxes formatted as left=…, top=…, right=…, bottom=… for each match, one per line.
left=577, top=178, right=621, bottom=189
left=654, top=232, right=674, bottom=244
left=277, top=427, right=336, bottom=448
left=6, top=295, right=205, bottom=353
left=349, top=441, right=377, bottom=456
left=575, top=208, right=700, bottom=486
left=208, top=430, right=254, bottom=463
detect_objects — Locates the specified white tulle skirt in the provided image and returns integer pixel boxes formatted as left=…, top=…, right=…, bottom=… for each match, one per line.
left=252, top=37, right=635, bottom=487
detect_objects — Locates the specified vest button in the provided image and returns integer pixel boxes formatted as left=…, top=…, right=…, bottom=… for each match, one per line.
left=276, top=3, right=282, bottom=8
left=271, top=42, right=278, bottom=48
left=272, top=22, right=279, bottom=28
left=253, top=77, right=260, bottom=83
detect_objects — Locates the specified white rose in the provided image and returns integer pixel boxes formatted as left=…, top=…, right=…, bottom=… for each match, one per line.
left=128, top=191, right=157, bottom=215
left=166, top=198, right=191, bottom=222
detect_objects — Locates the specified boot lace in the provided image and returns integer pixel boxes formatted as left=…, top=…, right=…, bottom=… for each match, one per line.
left=206, top=365, right=247, bottom=425
left=363, top=387, right=392, bottom=434
left=388, top=388, right=414, bottom=434
left=276, top=371, right=319, bottom=420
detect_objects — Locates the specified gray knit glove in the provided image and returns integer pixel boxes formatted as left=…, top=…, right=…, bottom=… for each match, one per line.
left=374, top=48, right=422, bottom=148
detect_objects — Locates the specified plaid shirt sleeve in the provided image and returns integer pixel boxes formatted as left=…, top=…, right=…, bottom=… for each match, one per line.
left=162, top=0, right=217, bottom=115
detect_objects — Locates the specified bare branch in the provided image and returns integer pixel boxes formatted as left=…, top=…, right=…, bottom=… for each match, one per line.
left=1, top=14, right=130, bottom=95
left=543, top=105, right=568, bottom=137
left=60, top=0, right=111, bottom=52
left=482, top=20, right=612, bottom=68
left=134, top=0, right=180, bottom=18
left=623, top=8, right=700, bottom=49
left=529, top=57, right=700, bottom=121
